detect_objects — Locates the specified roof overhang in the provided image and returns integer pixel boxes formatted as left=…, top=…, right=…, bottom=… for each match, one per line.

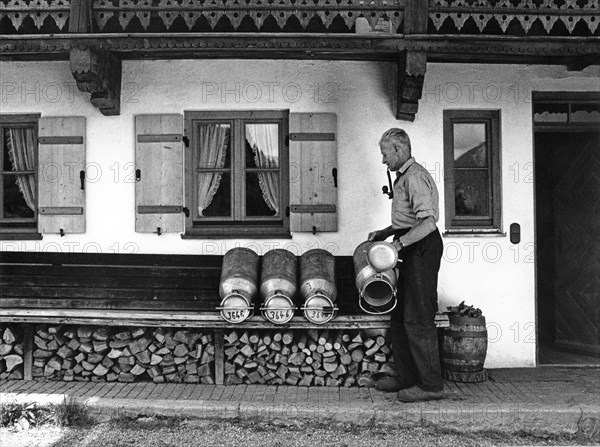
left=2, top=33, right=598, bottom=119
left=2, top=33, right=598, bottom=65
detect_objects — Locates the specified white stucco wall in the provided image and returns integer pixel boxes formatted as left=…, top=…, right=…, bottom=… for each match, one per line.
left=1, top=59, right=598, bottom=367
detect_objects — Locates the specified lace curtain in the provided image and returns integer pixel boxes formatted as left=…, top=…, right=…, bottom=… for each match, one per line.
left=197, top=124, right=228, bottom=216
left=5, top=128, right=36, bottom=213
left=246, top=124, right=279, bottom=214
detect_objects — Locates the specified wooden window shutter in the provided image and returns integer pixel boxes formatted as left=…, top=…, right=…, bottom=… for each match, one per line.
left=289, top=113, right=338, bottom=233
left=135, top=114, right=184, bottom=234
left=38, top=116, right=86, bottom=235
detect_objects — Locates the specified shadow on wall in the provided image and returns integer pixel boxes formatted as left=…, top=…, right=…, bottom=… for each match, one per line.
left=373, top=62, right=397, bottom=119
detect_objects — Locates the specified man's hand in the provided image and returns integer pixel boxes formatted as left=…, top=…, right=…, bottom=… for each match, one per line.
left=391, top=239, right=404, bottom=251
left=368, top=230, right=386, bottom=242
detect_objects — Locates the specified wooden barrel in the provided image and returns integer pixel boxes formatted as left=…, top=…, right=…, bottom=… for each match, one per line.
left=441, top=314, right=488, bottom=383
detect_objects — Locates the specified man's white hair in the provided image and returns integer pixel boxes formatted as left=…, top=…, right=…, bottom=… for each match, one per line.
left=379, top=128, right=412, bottom=152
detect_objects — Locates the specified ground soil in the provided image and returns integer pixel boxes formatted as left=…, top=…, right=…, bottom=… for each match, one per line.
left=1, top=417, right=597, bottom=447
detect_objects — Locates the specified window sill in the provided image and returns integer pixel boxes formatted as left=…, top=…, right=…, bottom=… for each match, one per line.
left=443, top=230, right=506, bottom=238
left=0, top=232, right=43, bottom=240
left=182, top=229, right=292, bottom=240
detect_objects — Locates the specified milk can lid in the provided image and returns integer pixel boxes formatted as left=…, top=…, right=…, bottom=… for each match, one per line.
left=219, top=295, right=252, bottom=323
left=262, top=295, right=295, bottom=324
left=367, top=241, right=398, bottom=272
left=303, top=295, right=335, bottom=324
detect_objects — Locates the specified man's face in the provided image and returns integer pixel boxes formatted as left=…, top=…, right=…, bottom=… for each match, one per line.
left=380, top=140, right=407, bottom=171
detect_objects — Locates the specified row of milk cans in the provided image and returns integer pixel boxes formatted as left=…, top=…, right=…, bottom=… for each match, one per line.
left=217, top=241, right=399, bottom=325
left=218, top=248, right=338, bottom=325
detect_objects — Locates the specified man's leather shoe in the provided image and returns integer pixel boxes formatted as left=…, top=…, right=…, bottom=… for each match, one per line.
left=396, top=385, right=444, bottom=403
left=374, top=375, right=402, bottom=392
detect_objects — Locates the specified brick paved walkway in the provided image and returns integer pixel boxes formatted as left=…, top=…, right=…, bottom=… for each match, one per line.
left=1, top=367, right=599, bottom=435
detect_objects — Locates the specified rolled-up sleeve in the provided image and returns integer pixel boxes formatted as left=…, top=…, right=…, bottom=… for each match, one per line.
left=407, top=171, right=439, bottom=221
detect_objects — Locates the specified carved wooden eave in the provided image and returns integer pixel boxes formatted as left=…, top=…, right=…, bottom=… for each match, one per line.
left=3, top=34, right=597, bottom=61
left=2, top=34, right=598, bottom=120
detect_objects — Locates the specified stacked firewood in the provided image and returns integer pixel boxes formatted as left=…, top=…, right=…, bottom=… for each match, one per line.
left=224, top=329, right=395, bottom=386
left=31, top=325, right=215, bottom=383
left=0, top=326, right=24, bottom=380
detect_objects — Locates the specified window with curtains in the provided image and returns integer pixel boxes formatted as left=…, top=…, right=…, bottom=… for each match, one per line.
left=0, top=114, right=40, bottom=238
left=183, top=110, right=290, bottom=238
left=443, top=110, right=502, bottom=233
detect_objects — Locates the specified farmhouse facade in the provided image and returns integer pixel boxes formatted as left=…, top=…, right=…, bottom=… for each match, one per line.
left=0, top=0, right=598, bottom=381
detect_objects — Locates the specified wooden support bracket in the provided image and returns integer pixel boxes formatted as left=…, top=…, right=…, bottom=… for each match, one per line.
left=396, top=0, right=429, bottom=122
left=397, top=51, right=427, bottom=122
left=214, top=329, right=225, bottom=385
left=23, top=324, right=33, bottom=381
left=70, top=47, right=122, bottom=116
left=69, top=0, right=121, bottom=116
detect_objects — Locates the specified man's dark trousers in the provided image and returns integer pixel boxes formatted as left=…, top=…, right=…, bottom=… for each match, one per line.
left=389, top=228, right=444, bottom=392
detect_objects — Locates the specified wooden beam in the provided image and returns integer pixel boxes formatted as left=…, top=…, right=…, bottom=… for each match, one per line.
left=2, top=34, right=599, bottom=64
left=404, top=0, right=429, bottom=34
left=0, top=308, right=451, bottom=328
left=0, top=309, right=395, bottom=329
left=397, top=51, right=427, bottom=122
left=68, top=0, right=92, bottom=34
left=70, top=47, right=121, bottom=116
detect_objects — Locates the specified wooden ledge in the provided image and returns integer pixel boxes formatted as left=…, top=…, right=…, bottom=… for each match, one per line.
left=0, top=308, right=449, bottom=329
left=0, top=309, right=391, bottom=329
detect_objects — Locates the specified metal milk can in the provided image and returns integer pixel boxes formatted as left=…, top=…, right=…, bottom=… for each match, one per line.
left=299, top=249, right=338, bottom=324
left=217, top=247, right=260, bottom=323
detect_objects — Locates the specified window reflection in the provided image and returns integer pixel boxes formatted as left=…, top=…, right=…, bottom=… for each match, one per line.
left=453, top=123, right=487, bottom=167
left=533, top=103, right=568, bottom=123
left=571, top=103, right=600, bottom=123
left=245, top=124, right=280, bottom=216
left=453, top=123, right=489, bottom=217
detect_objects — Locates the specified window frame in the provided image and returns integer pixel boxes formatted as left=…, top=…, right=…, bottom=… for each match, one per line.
left=443, top=109, right=502, bottom=234
left=532, top=91, right=600, bottom=132
left=0, top=113, right=42, bottom=240
left=183, top=110, right=290, bottom=239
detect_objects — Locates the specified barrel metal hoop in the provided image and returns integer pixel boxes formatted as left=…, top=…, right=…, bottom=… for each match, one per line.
left=442, top=352, right=486, bottom=361
left=442, top=368, right=489, bottom=383
left=442, top=362, right=485, bottom=372
left=444, top=330, right=488, bottom=338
